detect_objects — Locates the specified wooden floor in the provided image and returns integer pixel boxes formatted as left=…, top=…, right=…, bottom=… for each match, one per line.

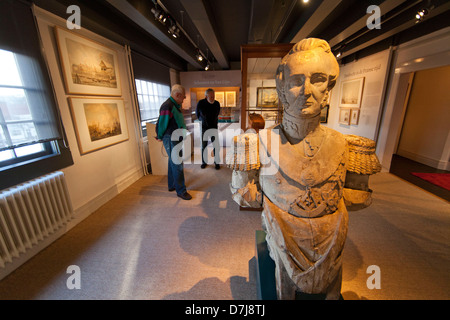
left=389, top=154, right=449, bottom=202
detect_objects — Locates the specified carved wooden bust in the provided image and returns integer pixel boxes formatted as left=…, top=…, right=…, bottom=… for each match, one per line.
left=229, top=38, right=354, bottom=299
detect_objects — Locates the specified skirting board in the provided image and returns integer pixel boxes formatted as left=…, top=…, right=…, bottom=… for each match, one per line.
left=397, top=149, right=449, bottom=170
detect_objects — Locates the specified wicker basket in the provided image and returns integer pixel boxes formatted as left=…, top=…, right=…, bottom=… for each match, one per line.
left=344, top=134, right=381, bottom=175
left=226, top=133, right=260, bottom=171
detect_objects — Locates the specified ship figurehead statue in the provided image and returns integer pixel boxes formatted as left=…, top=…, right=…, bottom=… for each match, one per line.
left=227, top=38, right=380, bottom=299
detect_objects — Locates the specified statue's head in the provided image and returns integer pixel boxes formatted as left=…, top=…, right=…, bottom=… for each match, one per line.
left=276, top=38, right=339, bottom=119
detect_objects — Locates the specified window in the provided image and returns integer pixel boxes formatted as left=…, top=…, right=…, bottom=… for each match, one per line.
left=0, top=0, right=73, bottom=190
left=0, top=49, right=55, bottom=166
left=135, top=79, right=170, bottom=136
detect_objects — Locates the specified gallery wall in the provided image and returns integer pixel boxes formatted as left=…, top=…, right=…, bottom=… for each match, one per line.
left=327, top=49, right=392, bottom=142
left=34, top=7, right=144, bottom=223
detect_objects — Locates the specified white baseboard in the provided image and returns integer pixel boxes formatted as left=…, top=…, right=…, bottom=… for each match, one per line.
left=397, top=149, right=447, bottom=170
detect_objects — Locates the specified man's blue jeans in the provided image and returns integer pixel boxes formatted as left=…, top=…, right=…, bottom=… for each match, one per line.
left=162, top=134, right=187, bottom=195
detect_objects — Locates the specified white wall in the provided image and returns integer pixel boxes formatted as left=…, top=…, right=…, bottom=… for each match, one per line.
left=377, top=27, right=450, bottom=171
left=328, top=49, right=391, bottom=141
left=34, top=7, right=144, bottom=224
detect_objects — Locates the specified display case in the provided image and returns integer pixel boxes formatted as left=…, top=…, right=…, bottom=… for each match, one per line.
left=240, top=44, right=294, bottom=130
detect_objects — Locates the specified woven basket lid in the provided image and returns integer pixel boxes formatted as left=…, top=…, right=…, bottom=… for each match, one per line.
left=344, top=134, right=381, bottom=175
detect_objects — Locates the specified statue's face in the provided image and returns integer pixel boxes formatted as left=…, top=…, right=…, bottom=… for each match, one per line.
left=283, top=50, right=332, bottom=118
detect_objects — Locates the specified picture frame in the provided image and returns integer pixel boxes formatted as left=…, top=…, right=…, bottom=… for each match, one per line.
left=339, top=77, right=364, bottom=108
left=54, top=26, right=122, bottom=96
left=320, top=105, right=329, bottom=123
left=215, top=91, right=226, bottom=107
left=339, top=108, right=351, bottom=125
left=225, top=91, right=236, bottom=107
left=350, top=108, right=360, bottom=125
left=68, top=97, right=129, bottom=154
left=257, top=87, right=278, bottom=107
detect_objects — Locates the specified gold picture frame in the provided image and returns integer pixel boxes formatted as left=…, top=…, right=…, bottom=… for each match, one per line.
left=68, top=97, right=129, bottom=154
left=225, top=91, right=236, bottom=107
left=257, top=87, right=278, bottom=107
left=55, top=26, right=122, bottom=96
left=215, top=91, right=225, bottom=106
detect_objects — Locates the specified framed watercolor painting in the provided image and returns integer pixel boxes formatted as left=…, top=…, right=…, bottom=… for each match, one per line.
left=339, top=77, right=364, bottom=108
left=68, top=97, right=129, bottom=154
left=350, top=108, right=360, bottom=125
left=54, top=26, right=122, bottom=96
left=339, top=107, right=351, bottom=125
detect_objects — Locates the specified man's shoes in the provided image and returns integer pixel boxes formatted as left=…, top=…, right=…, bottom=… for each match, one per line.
left=177, top=192, right=192, bottom=200
left=201, top=164, right=207, bottom=169
left=215, top=164, right=220, bottom=170
left=168, top=187, right=175, bottom=192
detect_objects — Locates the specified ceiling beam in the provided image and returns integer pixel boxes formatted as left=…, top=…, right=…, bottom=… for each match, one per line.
left=179, top=0, right=229, bottom=69
left=339, top=1, right=450, bottom=59
left=106, top=0, right=203, bottom=69
left=290, top=0, right=343, bottom=43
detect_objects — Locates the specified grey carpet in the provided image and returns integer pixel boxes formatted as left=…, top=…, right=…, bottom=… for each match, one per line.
left=0, top=164, right=449, bottom=300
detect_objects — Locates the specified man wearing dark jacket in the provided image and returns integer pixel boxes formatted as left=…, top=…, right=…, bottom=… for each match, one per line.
left=196, top=88, right=221, bottom=169
left=157, top=84, right=192, bottom=200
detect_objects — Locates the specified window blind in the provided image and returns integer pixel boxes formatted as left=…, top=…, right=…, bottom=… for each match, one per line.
left=0, top=0, right=64, bottom=152
left=131, top=50, right=171, bottom=86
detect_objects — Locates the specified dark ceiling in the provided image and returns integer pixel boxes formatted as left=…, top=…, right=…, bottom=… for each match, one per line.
left=36, top=0, right=450, bottom=71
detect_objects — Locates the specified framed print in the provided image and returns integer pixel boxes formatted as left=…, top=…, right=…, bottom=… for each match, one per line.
left=215, top=91, right=225, bottom=106
left=257, top=87, right=278, bottom=107
left=350, top=108, right=360, bottom=125
left=320, top=105, right=329, bottom=123
left=339, top=108, right=351, bottom=125
left=68, top=97, right=129, bottom=154
left=339, top=77, right=364, bottom=108
left=55, top=26, right=122, bottom=96
left=225, top=91, right=236, bottom=107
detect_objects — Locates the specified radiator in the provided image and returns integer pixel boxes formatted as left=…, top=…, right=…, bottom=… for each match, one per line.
left=0, top=171, right=73, bottom=269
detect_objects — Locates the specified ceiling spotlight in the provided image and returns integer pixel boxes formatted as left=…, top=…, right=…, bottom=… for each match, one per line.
left=168, top=22, right=180, bottom=38
left=415, top=9, right=428, bottom=22
left=151, top=7, right=161, bottom=19
left=204, top=63, right=210, bottom=71
left=196, top=49, right=203, bottom=61
left=151, top=7, right=168, bottom=24
left=302, top=0, right=310, bottom=3
left=336, top=52, right=342, bottom=58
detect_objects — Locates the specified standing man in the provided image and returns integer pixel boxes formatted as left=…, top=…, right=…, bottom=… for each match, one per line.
left=156, top=84, right=192, bottom=200
left=196, top=88, right=221, bottom=169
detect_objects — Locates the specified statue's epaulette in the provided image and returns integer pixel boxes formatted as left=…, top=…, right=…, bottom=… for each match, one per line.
left=344, top=134, right=381, bottom=175
left=226, top=133, right=260, bottom=171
